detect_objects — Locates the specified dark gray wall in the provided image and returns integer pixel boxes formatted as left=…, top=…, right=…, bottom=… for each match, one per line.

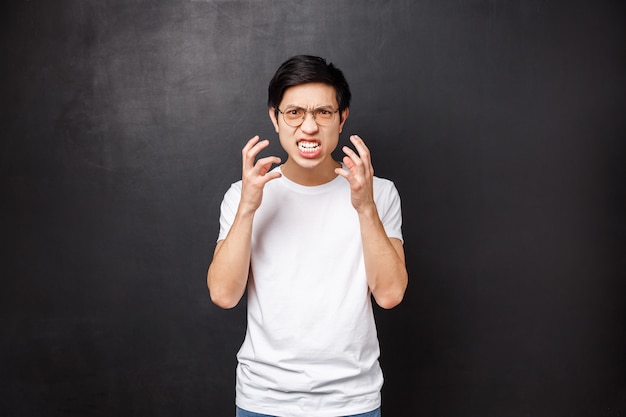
left=1, top=1, right=624, bottom=416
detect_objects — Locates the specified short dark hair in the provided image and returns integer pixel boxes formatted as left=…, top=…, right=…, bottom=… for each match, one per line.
left=268, top=55, right=351, bottom=118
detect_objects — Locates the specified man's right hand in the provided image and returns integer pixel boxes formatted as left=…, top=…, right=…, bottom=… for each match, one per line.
left=239, top=135, right=282, bottom=214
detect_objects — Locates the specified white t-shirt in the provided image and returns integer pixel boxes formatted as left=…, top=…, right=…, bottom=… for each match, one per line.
left=217, top=166, right=403, bottom=417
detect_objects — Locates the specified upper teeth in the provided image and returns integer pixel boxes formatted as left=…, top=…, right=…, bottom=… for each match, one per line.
left=298, top=142, right=319, bottom=152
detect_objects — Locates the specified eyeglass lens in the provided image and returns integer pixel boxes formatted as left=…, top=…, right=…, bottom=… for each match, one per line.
left=281, top=108, right=336, bottom=127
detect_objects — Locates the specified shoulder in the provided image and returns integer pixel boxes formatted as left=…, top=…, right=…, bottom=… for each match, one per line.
left=373, top=176, right=399, bottom=195
left=373, top=175, right=395, bottom=188
left=228, top=180, right=243, bottom=192
left=220, top=180, right=243, bottom=206
left=373, top=176, right=401, bottom=207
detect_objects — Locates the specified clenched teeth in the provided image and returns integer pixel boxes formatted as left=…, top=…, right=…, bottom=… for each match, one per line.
left=298, top=141, right=320, bottom=153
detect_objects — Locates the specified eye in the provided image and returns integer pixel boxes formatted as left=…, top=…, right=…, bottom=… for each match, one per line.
left=286, top=108, right=303, bottom=116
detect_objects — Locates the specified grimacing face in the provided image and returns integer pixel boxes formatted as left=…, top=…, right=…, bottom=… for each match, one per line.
left=269, top=82, right=349, bottom=181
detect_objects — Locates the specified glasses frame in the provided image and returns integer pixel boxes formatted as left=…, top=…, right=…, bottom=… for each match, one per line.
left=277, top=106, right=340, bottom=127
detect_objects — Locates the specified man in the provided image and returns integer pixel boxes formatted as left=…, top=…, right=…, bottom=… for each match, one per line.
left=207, top=55, right=408, bottom=417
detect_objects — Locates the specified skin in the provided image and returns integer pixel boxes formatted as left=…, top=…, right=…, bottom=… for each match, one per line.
left=207, top=82, right=408, bottom=309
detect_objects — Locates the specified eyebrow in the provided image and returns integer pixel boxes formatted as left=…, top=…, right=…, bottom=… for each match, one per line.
left=283, top=105, right=335, bottom=110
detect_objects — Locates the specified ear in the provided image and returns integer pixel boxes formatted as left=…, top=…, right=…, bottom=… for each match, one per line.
left=269, top=108, right=280, bottom=133
left=339, top=108, right=349, bottom=133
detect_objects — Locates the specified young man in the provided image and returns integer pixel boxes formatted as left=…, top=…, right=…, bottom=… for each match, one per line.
left=207, top=55, right=408, bottom=417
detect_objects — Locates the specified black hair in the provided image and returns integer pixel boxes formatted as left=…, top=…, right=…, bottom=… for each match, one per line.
left=268, top=55, right=351, bottom=119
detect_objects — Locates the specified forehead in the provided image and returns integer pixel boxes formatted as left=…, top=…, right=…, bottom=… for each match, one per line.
left=280, top=83, right=337, bottom=108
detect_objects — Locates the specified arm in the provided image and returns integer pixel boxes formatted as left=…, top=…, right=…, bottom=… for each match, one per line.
left=335, top=135, right=408, bottom=309
left=207, top=136, right=281, bottom=309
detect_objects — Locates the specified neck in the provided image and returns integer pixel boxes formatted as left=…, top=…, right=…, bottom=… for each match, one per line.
left=281, top=159, right=341, bottom=186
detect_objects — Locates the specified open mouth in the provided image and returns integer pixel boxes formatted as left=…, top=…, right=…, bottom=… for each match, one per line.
left=297, top=140, right=320, bottom=153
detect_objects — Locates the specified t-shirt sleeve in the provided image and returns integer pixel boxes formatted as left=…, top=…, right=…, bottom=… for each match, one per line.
left=217, top=181, right=242, bottom=242
left=375, top=179, right=404, bottom=243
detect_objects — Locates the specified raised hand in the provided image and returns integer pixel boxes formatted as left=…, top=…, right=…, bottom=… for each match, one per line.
left=239, top=136, right=282, bottom=214
left=335, top=135, right=375, bottom=212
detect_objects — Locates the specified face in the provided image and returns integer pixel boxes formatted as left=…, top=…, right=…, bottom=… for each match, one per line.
left=269, top=82, right=349, bottom=178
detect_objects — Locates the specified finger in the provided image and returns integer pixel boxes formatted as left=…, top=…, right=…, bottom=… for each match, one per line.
left=242, top=136, right=270, bottom=167
left=342, top=155, right=356, bottom=171
left=350, top=135, right=371, bottom=163
left=242, top=136, right=260, bottom=166
left=349, top=135, right=374, bottom=177
left=242, top=135, right=261, bottom=155
left=342, top=146, right=370, bottom=181
left=350, top=135, right=373, bottom=167
left=255, top=156, right=282, bottom=176
left=341, top=145, right=361, bottom=167
left=334, top=164, right=351, bottom=182
left=260, top=170, right=282, bottom=185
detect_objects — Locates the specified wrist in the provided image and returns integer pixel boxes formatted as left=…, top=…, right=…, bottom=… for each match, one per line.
left=356, top=201, right=378, bottom=218
left=235, top=203, right=258, bottom=220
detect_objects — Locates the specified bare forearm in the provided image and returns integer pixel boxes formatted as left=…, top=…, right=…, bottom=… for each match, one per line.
left=207, top=211, right=254, bottom=309
left=358, top=205, right=408, bottom=309
left=207, top=137, right=282, bottom=309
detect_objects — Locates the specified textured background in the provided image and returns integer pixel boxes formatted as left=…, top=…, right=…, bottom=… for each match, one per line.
left=1, top=1, right=624, bottom=416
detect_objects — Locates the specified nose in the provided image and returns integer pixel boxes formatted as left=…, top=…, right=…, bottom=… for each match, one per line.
left=299, top=111, right=319, bottom=133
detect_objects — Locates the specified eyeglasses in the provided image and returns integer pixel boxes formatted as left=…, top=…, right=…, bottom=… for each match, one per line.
left=277, top=106, right=339, bottom=127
